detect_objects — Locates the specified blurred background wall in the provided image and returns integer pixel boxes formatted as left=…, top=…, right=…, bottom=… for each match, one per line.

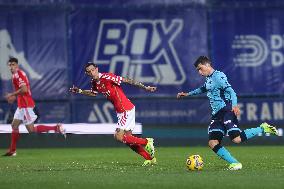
left=0, top=0, right=283, bottom=145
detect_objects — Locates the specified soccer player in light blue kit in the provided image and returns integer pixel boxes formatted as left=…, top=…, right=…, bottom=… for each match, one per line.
left=177, top=56, right=278, bottom=170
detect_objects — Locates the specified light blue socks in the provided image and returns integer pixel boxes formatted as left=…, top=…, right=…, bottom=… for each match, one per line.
left=213, top=144, right=239, bottom=164
left=243, top=127, right=263, bottom=139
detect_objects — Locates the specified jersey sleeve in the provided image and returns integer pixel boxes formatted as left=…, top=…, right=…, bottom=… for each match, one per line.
left=188, top=85, right=206, bottom=96
left=103, top=73, right=123, bottom=86
left=216, top=72, right=238, bottom=106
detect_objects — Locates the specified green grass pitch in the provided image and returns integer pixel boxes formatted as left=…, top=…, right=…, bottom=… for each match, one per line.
left=0, top=146, right=284, bottom=189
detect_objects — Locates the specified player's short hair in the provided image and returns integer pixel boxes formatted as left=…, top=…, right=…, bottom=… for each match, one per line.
left=8, top=57, right=18, bottom=64
left=85, top=62, right=98, bottom=72
left=194, top=56, right=211, bottom=67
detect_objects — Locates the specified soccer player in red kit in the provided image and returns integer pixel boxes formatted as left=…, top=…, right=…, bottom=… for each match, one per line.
left=3, top=57, right=66, bottom=156
left=69, top=62, right=157, bottom=166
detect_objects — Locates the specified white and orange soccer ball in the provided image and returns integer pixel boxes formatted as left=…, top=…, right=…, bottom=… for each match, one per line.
left=186, top=154, right=204, bottom=171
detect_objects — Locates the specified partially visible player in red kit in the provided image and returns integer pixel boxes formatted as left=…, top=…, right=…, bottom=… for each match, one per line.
left=3, top=57, right=66, bottom=156
left=70, top=62, right=157, bottom=166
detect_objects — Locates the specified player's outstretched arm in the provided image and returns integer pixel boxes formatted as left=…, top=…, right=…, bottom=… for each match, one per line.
left=177, top=92, right=189, bottom=99
left=69, top=85, right=97, bottom=97
left=122, top=77, right=157, bottom=92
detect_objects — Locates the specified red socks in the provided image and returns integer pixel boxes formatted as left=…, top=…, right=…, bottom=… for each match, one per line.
left=123, top=134, right=151, bottom=160
left=122, top=134, right=148, bottom=145
left=127, top=144, right=152, bottom=160
left=34, top=125, right=58, bottom=133
left=8, top=125, right=58, bottom=152
left=10, top=129, right=20, bottom=152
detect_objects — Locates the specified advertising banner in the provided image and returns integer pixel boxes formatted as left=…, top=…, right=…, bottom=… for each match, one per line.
left=0, top=10, right=68, bottom=99
left=70, top=7, right=208, bottom=97
left=71, top=97, right=284, bottom=125
left=0, top=101, right=70, bottom=124
left=71, top=98, right=211, bottom=124
left=210, top=8, right=284, bottom=95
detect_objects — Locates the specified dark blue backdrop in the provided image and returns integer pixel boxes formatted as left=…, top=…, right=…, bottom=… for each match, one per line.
left=0, top=9, right=68, bottom=99
left=0, top=1, right=284, bottom=125
left=210, top=8, right=284, bottom=95
left=70, top=8, right=208, bottom=97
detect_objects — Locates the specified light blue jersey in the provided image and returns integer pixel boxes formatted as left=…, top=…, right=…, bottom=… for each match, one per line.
left=188, top=70, right=237, bottom=115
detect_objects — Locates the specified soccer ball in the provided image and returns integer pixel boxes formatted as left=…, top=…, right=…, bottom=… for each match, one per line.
left=186, top=154, right=204, bottom=171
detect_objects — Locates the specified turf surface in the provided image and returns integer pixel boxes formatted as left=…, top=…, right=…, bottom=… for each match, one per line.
left=0, top=146, right=283, bottom=189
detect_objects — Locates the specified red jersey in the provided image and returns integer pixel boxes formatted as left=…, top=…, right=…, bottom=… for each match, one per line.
left=12, top=69, right=35, bottom=108
left=91, top=73, right=134, bottom=113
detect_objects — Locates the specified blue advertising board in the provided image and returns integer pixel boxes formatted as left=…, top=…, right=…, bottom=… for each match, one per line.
left=71, top=98, right=211, bottom=124
left=1, top=97, right=283, bottom=125
left=70, top=7, right=208, bottom=97
left=71, top=97, right=284, bottom=125
left=210, top=8, right=284, bottom=95
left=0, top=101, right=70, bottom=124
left=237, top=98, right=284, bottom=125
left=0, top=9, right=68, bottom=100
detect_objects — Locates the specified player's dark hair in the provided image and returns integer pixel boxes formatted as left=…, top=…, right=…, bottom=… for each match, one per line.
left=85, top=62, right=98, bottom=72
left=8, top=57, right=18, bottom=64
left=194, top=56, right=211, bottom=67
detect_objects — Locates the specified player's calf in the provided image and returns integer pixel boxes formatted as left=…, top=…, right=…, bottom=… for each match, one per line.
left=122, top=133, right=148, bottom=146
left=26, top=125, right=35, bottom=133
left=208, top=139, right=219, bottom=149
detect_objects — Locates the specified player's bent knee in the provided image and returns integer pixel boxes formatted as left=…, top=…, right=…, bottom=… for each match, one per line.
left=229, top=131, right=241, bottom=143
left=113, top=133, right=119, bottom=141
left=115, top=135, right=123, bottom=142
left=208, top=140, right=219, bottom=149
left=232, top=136, right=242, bottom=144
left=114, top=129, right=124, bottom=142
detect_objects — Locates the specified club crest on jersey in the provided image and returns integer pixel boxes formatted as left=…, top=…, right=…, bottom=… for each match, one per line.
left=93, top=19, right=186, bottom=85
